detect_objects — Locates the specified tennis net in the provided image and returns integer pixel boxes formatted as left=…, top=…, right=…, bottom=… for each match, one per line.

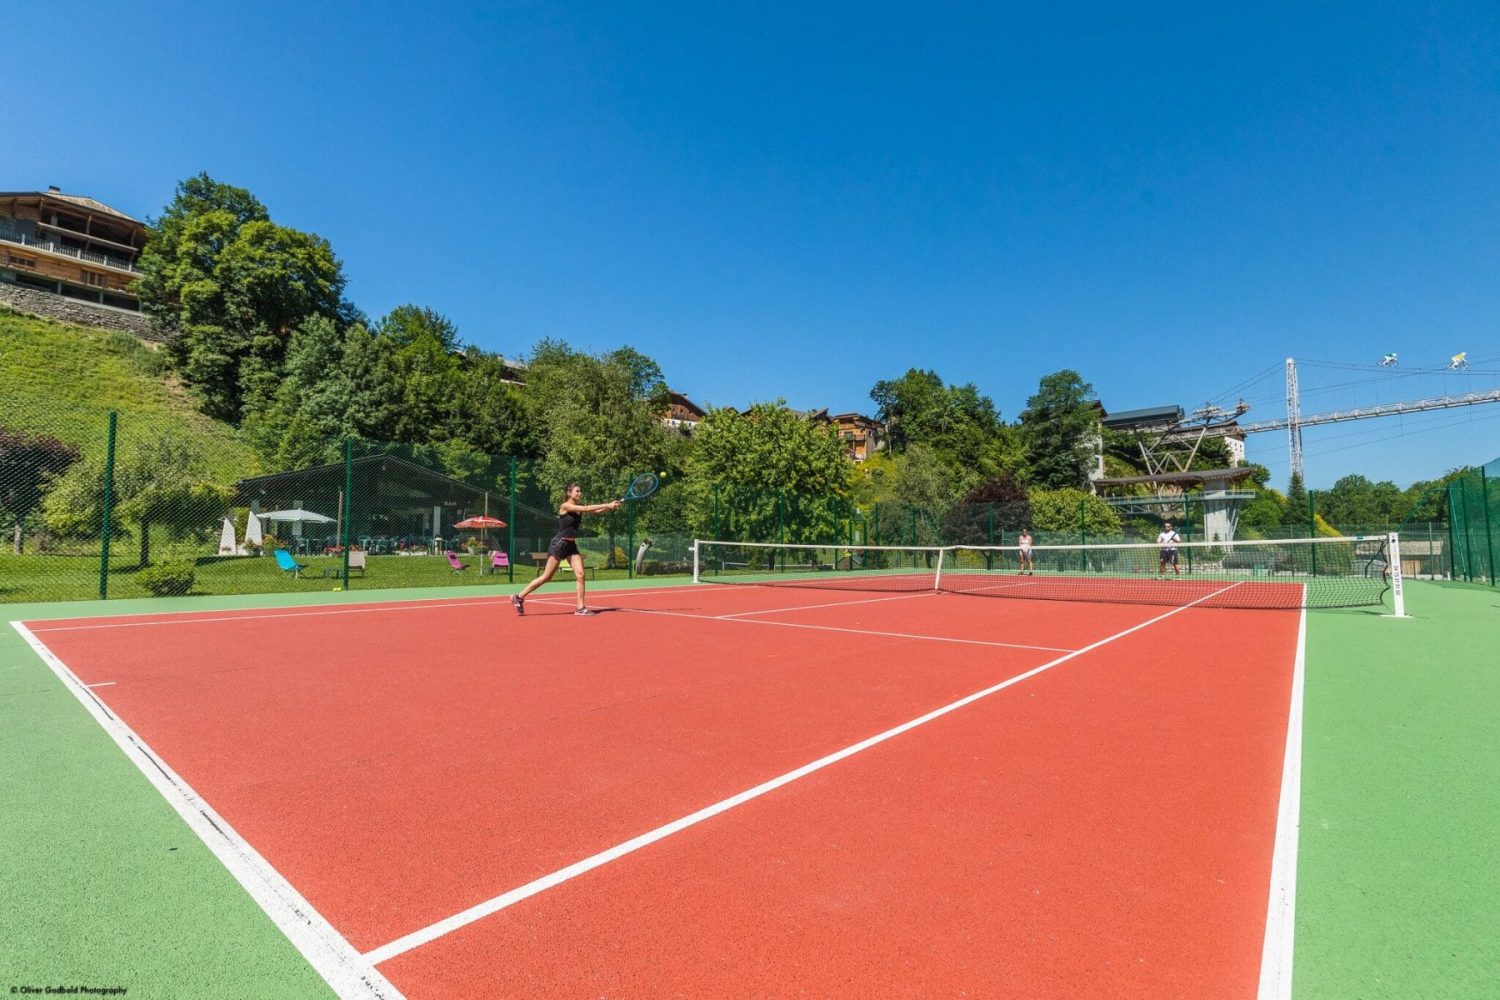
left=692, top=535, right=1398, bottom=610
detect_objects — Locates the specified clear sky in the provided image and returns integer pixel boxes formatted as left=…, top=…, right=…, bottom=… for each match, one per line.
left=8, top=2, right=1500, bottom=489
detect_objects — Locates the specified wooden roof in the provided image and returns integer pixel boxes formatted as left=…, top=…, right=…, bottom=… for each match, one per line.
left=0, top=190, right=144, bottom=226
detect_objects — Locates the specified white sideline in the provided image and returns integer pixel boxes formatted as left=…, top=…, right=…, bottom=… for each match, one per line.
left=362, top=581, right=1244, bottom=965
left=10, top=621, right=405, bottom=1000
left=1257, top=601, right=1308, bottom=999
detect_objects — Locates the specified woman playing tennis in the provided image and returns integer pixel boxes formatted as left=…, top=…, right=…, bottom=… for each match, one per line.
left=512, top=483, right=621, bottom=616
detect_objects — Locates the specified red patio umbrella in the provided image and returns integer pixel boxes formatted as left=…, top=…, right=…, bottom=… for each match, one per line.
left=453, top=515, right=507, bottom=557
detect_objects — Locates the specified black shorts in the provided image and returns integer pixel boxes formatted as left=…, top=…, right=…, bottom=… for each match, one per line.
left=1160, top=549, right=1178, bottom=564
left=548, top=536, right=580, bottom=561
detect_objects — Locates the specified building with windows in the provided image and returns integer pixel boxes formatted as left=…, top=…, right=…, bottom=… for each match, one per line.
left=830, top=412, right=885, bottom=461
left=663, top=392, right=706, bottom=434
left=0, top=187, right=147, bottom=312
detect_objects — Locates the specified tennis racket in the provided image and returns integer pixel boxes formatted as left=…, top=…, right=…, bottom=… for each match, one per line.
left=617, top=472, right=660, bottom=503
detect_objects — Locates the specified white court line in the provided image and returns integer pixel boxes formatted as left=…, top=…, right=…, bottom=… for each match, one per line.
left=85, top=681, right=116, bottom=688
left=1257, top=599, right=1308, bottom=999
left=620, top=605, right=1077, bottom=654
left=718, top=590, right=940, bottom=618
left=10, top=621, right=405, bottom=1000
left=22, top=581, right=739, bottom=633
left=23, top=597, right=508, bottom=632
left=363, top=581, right=1244, bottom=966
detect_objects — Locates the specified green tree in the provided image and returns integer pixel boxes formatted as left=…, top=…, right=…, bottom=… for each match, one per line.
left=1283, top=472, right=1311, bottom=531
left=1027, top=487, right=1121, bottom=540
left=0, top=429, right=79, bottom=553
left=1018, top=370, right=1100, bottom=490
left=942, top=472, right=1032, bottom=545
left=869, top=368, right=1019, bottom=480
left=1227, top=464, right=1285, bottom=535
left=1319, top=474, right=1403, bottom=531
left=43, top=435, right=231, bottom=567
left=525, top=341, right=676, bottom=536
left=241, top=315, right=353, bottom=466
left=137, top=174, right=351, bottom=423
left=374, top=306, right=465, bottom=442
left=687, top=400, right=852, bottom=543
left=450, top=349, right=543, bottom=459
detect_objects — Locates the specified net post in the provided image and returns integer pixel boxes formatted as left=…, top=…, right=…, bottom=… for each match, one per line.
left=1387, top=532, right=1406, bottom=617
left=692, top=539, right=701, bottom=584
left=933, top=546, right=946, bottom=592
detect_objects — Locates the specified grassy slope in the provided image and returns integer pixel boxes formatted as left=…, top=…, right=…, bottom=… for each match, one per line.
left=1296, top=581, right=1500, bottom=999
left=0, top=306, right=257, bottom=481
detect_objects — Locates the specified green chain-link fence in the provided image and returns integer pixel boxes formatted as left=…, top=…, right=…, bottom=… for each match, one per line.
left=3, top=389, right=1486, bottom=603
left=1446, top=456, right=1500, bottom=586
left=0, top=398, right=698, bottom=602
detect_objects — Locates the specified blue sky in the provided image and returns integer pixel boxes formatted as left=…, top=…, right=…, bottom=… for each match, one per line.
left=8, top=2, right=1500, bottom=489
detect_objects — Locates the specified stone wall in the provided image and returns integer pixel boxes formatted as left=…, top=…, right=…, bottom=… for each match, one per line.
left=0, top=282, right=168, bottom=342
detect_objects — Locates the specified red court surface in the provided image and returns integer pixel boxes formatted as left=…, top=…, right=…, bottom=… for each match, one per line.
left=22, top=582, right=1302, bottom=999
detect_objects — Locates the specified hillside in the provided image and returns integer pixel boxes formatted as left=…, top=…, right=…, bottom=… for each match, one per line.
left=0, top=305, right=259, bottom=482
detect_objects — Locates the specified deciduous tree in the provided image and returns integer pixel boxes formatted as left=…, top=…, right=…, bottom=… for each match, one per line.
left=1018, top=370, right=1100, bottom=491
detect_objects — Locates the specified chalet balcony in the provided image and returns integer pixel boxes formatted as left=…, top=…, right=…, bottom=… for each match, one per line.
left=0, top=229, right=138, bottom=273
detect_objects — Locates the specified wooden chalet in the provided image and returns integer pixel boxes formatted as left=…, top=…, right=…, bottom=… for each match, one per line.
left=830, top=412, right=885, bottom=462
left=663, top=392, right=706, bottom=433
left=0, top=187, right=146, bottom=311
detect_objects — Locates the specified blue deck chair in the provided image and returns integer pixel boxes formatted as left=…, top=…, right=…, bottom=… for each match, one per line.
left=274, top=548, right=308, bottom=578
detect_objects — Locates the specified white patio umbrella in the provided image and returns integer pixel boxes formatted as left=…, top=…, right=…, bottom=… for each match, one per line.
left=258, top=509, right=332, bottom=552
left=217, top=517, right=237, bottom=555
left=258, top=509, right=335, bottom=524
left=243, top=511, right=263, bottom=551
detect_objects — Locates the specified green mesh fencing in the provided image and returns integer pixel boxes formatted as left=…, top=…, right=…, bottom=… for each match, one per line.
left=5, top=388, right=1488, bottom=603
left=0, top=391, right=698, bottom=601
left=1447, top=457, right=1500, bottom=586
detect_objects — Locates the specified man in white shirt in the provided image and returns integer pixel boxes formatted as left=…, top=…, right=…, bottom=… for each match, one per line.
left=1157, top=521, right=1181, bottom=577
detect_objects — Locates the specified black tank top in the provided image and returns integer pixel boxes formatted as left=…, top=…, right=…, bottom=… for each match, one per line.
left=555, top=509, right=583, bottom=539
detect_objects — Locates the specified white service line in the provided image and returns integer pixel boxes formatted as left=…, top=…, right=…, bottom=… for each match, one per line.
left=620, top=604, right=1077, bottom=654
left=363, top=581, right=1244, bottom=966
left=84, top=681, right=116, bottom=688
left=10, top=621, right=405, bottom=1000
left=718, top=590, right=940, bottom=618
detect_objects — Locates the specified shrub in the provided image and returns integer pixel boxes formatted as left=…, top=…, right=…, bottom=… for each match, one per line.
left=136, top=561, right=195, bottom=596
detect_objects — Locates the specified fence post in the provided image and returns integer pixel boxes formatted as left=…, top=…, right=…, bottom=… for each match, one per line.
left=986, top=503, right=994, bottom=570
left=1445, top=486, right=1459, bottom=581
left=627, top=485, right=635, bottom=580
left=97, top=411, right=117, bottom=600
left=1183, top=500, right=1194, bottom=573
left=341, top=438, right=353, bottom=588
left=1482, top=468, right=1497, bottom=587
left=1308, top=489, right=1318, bottom=576
left=507, top=457, right=517, bottom=584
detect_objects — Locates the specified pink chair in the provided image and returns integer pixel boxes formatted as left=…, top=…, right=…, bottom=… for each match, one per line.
left=445, top=552, right=468, bottom=573
left=489, top=550, right=509, bottom=574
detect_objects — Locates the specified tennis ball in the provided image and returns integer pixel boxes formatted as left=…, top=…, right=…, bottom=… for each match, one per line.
left=332, top=586, right=343, bottom=592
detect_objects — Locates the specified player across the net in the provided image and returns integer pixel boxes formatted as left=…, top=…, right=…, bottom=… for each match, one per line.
left=692, top=535, right=1396, bottom=611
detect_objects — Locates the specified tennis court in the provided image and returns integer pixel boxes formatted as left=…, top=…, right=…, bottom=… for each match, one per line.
left=15, top=549, right=1322, bottom=999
